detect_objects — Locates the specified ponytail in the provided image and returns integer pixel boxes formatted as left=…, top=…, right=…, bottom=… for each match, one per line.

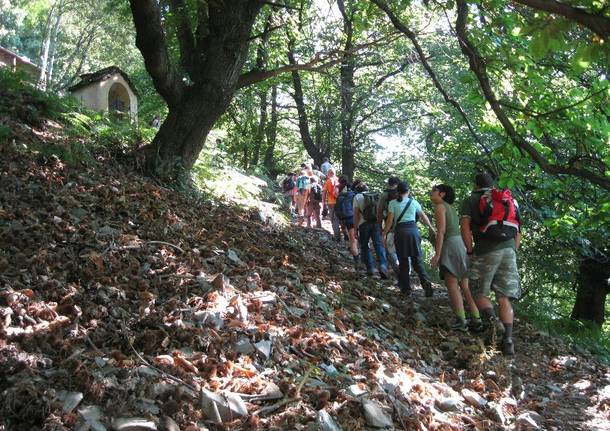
left=396, top=181, right=410, bottom=202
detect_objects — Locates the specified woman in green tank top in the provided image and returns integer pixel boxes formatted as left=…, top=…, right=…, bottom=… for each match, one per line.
left=430, top=184, right=481, bottom=331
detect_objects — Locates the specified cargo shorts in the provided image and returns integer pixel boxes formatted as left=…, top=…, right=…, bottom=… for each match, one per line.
left=469, top=247, right=521, bottom=299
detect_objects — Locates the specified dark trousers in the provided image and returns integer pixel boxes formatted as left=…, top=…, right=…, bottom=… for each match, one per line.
left=394, top=222, right=431, bottom=293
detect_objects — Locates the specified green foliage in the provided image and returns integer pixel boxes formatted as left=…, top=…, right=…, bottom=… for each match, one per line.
left=518, top=303, right=610, bottom=364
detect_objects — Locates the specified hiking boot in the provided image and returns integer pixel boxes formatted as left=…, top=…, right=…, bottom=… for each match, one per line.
left=423, top=282, right=434, bottom=298
left=483, top=317, right=505, bottom=346
left=467, top=318, right=485, bottom=333
left=379, top=270, right=388, bottom=280
left=450, top=318, right=468, bottom=332
left=502, top=337, right=515, bottom=356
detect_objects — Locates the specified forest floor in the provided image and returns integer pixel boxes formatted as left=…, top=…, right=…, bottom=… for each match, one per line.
left=1, top=135, right=610, bottom=431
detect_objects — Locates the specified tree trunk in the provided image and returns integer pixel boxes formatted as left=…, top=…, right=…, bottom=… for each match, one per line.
left=263, top=84, right=278, bottom=174
left=338, top=0, right=356, bottom=180
left=570, top=254, right=610, bottom=326
left=39, top=0, right=64, bottom=90
left=129, top=0, right=263, bottom=178
left=251, top=88, right=268, bottom=167
left=142, top=87, right=230, bottom=179
left=288, top=44, right=325, bottom=167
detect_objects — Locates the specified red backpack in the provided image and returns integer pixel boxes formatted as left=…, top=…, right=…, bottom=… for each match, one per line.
left=478, top=188, right=520, bottom=241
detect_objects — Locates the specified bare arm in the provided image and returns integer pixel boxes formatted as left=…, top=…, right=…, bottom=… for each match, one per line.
left=460, top=216, right=473, bottom=253
left=417, top=209, right=434, bottom=230
left=433, top=204, right=446, bottom=255
left=515, top=231, right=521, bottom=250
left=383, top=212, right=394, bottom=237
left=353, top=202, right=361, bottom=236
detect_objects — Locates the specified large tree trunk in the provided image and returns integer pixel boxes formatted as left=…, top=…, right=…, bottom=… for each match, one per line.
left=263, top=84, right=278, bottom=174
left=143, top=87, right=231, bottom=177
left=129, top=0, right=263, bottom=178
left=570, top=254, right=610, bottom=326
left=338, top=0, right=356, bottom=181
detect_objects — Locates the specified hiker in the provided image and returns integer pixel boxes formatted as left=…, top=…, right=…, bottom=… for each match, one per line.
left=320, top=157, right=332, bottom=175
left=335, top=176, right=360, bottom=267
left=353, top=182, right=388, bottom=278
left=430, top=184, right=481, bottom=331
left=312, top=164, right=326, bottom=184
left=295, top=170, right=310, bottom=226
left=306, top=176, right=323, bottom=228
left=281, top=172, right=297, bottom=215
left=383, top=181, right=435, bottom=297
left=323, top=168, right=341, bottom=240
left=460, top=173, right=521, bottom=355
left=377, top=176, right=401, bottom=278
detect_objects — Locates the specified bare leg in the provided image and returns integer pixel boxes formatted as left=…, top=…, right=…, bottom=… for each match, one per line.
left=475, top=295, right=494, bottom=311
left=348, top=228, right=358, bottom=257
left=445, top=274, right=465, bottom=316
left=497, top=296, right=513, bottom=324
left=459, top=278, right=479, bottom=317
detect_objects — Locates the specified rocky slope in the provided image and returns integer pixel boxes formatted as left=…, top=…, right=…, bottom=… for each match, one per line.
left=1, top=147, right=609, bottom=431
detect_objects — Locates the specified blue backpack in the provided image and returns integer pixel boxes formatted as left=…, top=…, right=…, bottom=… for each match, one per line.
left=335, top=190, right=355, bottom=220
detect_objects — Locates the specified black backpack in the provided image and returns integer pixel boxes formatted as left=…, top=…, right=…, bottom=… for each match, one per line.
left=361, top=192, right=379, bottom=222
left=311, top=184, right=323, bottom=202
left=282, top=176, right=295, bottom=192
left=385, top=188, right=398, bottom=207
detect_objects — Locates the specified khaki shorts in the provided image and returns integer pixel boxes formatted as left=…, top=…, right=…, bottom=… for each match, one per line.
left=469, top=248, right=521, bottom=299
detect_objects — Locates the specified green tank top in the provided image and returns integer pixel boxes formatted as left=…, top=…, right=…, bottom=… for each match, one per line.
left=443, top=201, right=460, bottom=238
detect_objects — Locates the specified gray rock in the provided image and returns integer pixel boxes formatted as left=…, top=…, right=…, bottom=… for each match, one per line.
left=461, top=388, right=487, bottom=408
left=226, top=249, right=243, bottom=265
left=159, top=416, right=180, bottom=431
left=235, top=338, right=255, bottom=355
left=196, top=311, right=224, bottom=330
left=516, top=411, right=543, bottom=429
left=347, top=384, right=368, bottom=398
left=306, top=378, right=331, bottom=389
left=150, top=383, right=175, bottom=398
left=255, top=340, right=272, bottom=360
left=486, top=402, right=506, bottom=424
left=97, top=225, right=120, bottom=237
left=317, top=410, right=343, bottom=431
left=61, top=391, right=83, bottom=413
left=287, top=306, right=307, bottom=317
left=78, top=405, right=106, bottom=431
left=546, top=384, right=562, bottom=394
left=200, top=388, right=248, bottom=423
left=362, top=398, right=393, bottom=428
left=437, top=398, right=461, bottom=412
left=111, top=418, right=157, bottom=431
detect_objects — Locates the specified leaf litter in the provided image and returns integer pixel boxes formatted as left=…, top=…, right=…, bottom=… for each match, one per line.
left=0, top=148, right=609, bottom=431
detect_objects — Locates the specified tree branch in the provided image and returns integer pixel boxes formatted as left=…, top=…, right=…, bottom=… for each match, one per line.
left=129, top=0, right=184, bottom=107
left=374, top=54, right=419, bottom=88
left=169, top=0, right=196, bottom=75
left=369, top=0, right=498, bottom=174
left=512, top=0, right=610, bottom=39
left=237, top=35, right=391, bottom=89
left=455, top=0, right=610, bottom=191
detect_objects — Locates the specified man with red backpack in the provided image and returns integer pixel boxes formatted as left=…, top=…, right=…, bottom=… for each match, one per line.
left=460, top=173, right=521, bottom=355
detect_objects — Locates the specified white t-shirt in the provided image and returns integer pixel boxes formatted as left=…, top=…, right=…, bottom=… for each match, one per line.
left=353, top=193, right=367, bottom=227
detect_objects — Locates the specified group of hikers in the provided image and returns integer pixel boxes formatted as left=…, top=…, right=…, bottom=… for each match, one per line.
left=282, top=163, right=521, bottom=356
